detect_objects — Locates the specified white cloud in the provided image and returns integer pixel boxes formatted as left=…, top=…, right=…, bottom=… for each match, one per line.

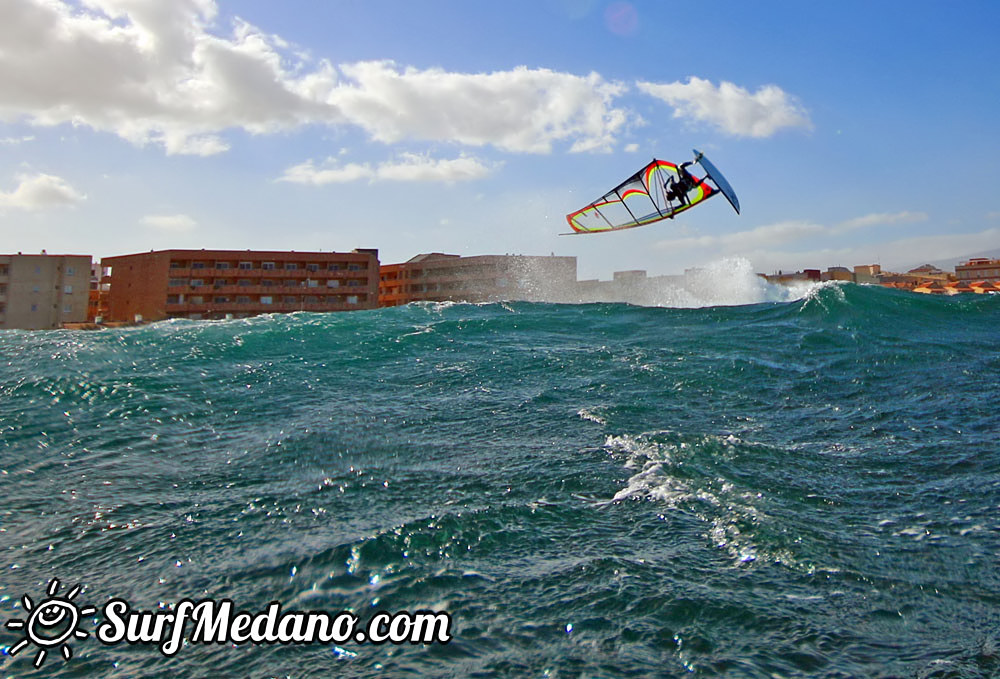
left=637, top=77, right=812, bottom=137
left=734, top=228, right=1000, bottom=274
left=141, top=213, right=198, bottom=231
left=623, top=143, right=639, bottom=153
left=836, top=211, right=927, bottom=232
left=333, top=62, right=627, bottom=154
left=0, top=173, right=85, bottom=209
left=868, top=228, right=1000, bottom=270
left=0, top=1, right=630, bottom=155
left=375, top=153, right=497, bottom=182
left=650, top=205, right=996, bottom=274
left=278, top=159, right=374, bottom=185
left=278, top=153, right=497, bottom=185
left=0, top=135, right=34, bottom=145
left=654, top=219, right=825, bottom=253
left=655, top=209, right=932, bottom=257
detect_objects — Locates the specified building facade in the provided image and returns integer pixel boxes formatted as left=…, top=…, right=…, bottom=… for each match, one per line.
left=379, top=253, right=577, bottom=306
left=0, top=254, right=91, bottom=329
left=955, top=258, right=1000, bottom=281
left=101, top=249, right=379, bottom=322
left=88, top=263, right=110, bottom=322
left=853, top=264, right=881, bottom=284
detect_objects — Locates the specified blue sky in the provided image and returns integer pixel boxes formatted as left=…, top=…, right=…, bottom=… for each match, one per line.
left=1, top=0, right=998, bottom=279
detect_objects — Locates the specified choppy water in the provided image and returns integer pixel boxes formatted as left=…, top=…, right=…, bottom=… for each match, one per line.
left=2, top=283, right=999, bottom=677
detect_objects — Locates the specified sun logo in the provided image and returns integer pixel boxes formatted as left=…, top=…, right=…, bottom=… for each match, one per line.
left=5, top=578, right=95, bottom=668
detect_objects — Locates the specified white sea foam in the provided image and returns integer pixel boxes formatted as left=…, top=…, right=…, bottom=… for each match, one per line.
left=537, top=257, right=826, bottom=309
left=577, top=407, right=607, bottom=425
left=602, top=431, right=798, bottom=567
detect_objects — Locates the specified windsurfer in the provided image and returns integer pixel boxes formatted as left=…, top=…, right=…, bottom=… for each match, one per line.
left=665, top=161, right=696, bottom=206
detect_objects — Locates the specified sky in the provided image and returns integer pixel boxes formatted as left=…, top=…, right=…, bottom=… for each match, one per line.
left=1, top=0, right=998, bottom=280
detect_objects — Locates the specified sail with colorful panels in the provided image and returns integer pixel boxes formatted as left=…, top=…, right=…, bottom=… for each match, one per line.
left=564, top=150, right=740, bottom=234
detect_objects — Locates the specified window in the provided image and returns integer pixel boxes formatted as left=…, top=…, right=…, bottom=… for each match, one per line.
left=66, top=266, right=75, bottom=276
left=239, top=262, right=253, bottom=270
left=262, top=262, right=275, bottom=270
left=307, top=279, right=318, bottom=288
left=64, top=285, right=73, bottom=294
left=262, top=279, right=276, bottom=287
left=327, top=263, right=340, bottom=271
left=284, top=263, right=298, bottom=270
left=192, top=262, right=206, bottom=269
left=283, top=296, right=297, bottom=303
left=260, top=296, right=272, bottom=305
left=169, top=278, right=185, bottom=286
left=63, top=305, right=73, bottom=314
left=32, top=285, right=40, bottom=293
left=238, top=279, right=252, bottom=286
left=306, top=263, right=319, bottom=272
left=214, top=296, right=229, bottom=303
left=348, top=264, right=361, bottom=271
left=190, top=296, right=203, bottom=304
left=236, top=296, right=251, bottom=304
left=214, top=279, right=230, bottom=288
left=189, top=313, right=202, bottom=320
left=348, top=280, right=360, bottom=287
left=31, top=304, right=38, bottom=312
left=215, top=262, right=230, bottom=269
left=326, top=280, right=340, bottom=288
left=304, top=296, right=319, bottom=304
left=190, top=279, right=204, bottom=287
left=346, top=296, right=358, bottom=305
left=170, top=261, right=185, bottom=269
left=166, top=295, right=180, bottom=304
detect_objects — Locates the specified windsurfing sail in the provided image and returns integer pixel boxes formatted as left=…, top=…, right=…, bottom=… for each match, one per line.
left=564, top=150, right=739, bottom=234
left=694, top=149, right=740, bottom=215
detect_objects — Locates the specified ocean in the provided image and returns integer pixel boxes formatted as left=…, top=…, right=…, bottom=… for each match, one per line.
left=1, top=280, right=999, bottom=677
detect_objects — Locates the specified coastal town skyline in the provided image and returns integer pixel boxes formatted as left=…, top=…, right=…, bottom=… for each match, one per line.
left=1, top=1, right=998, bottom=281
left=3, top=245, right=996, bottom=330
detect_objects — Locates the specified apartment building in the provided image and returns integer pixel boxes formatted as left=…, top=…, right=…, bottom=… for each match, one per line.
left=0, top=253, right=92, bottom=329
left=955, top=258, right=1000, bottom=281
left=101, top=249, right=379, bottom=322
left=379, top=253, right=577, bottom=306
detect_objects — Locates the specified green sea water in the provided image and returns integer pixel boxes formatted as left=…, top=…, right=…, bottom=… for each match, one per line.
left=2, top=282, right=999, bottom=677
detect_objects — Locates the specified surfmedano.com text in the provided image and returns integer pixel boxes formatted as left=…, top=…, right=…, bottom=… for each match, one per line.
left=97, top=598, right=452, bottom=656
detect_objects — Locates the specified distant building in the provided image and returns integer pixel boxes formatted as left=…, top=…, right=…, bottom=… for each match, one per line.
left=613, top=270, right=647, bottom=282
left=955, top=258, right=1000, bottom=281
left=763, top=269, right=821, bottom=285
left=853, top=264, right=881, bottom=284
left=379, top=253, right=577, bottom=306
left=573, top=269, right=650, bottom=302
left=0, top=253, right=91, bottom=329
left=822, top=266, right=854, bottom=282
left=101, top=249, right=379, bottom=322
left=908, top=263, right=946, bottom=276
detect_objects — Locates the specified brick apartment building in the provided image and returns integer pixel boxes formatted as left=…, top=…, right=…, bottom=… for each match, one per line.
left=101, top=249, right=379, bottom=322
left=0, top=253, right=92, bottom=329
left=379, top=253, right=577, bottom=306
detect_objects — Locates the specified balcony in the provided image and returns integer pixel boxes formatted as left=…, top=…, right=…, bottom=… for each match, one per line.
left=165, top=301, right=368, bottom=315
left=168, top=268, right=369, bottom=283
